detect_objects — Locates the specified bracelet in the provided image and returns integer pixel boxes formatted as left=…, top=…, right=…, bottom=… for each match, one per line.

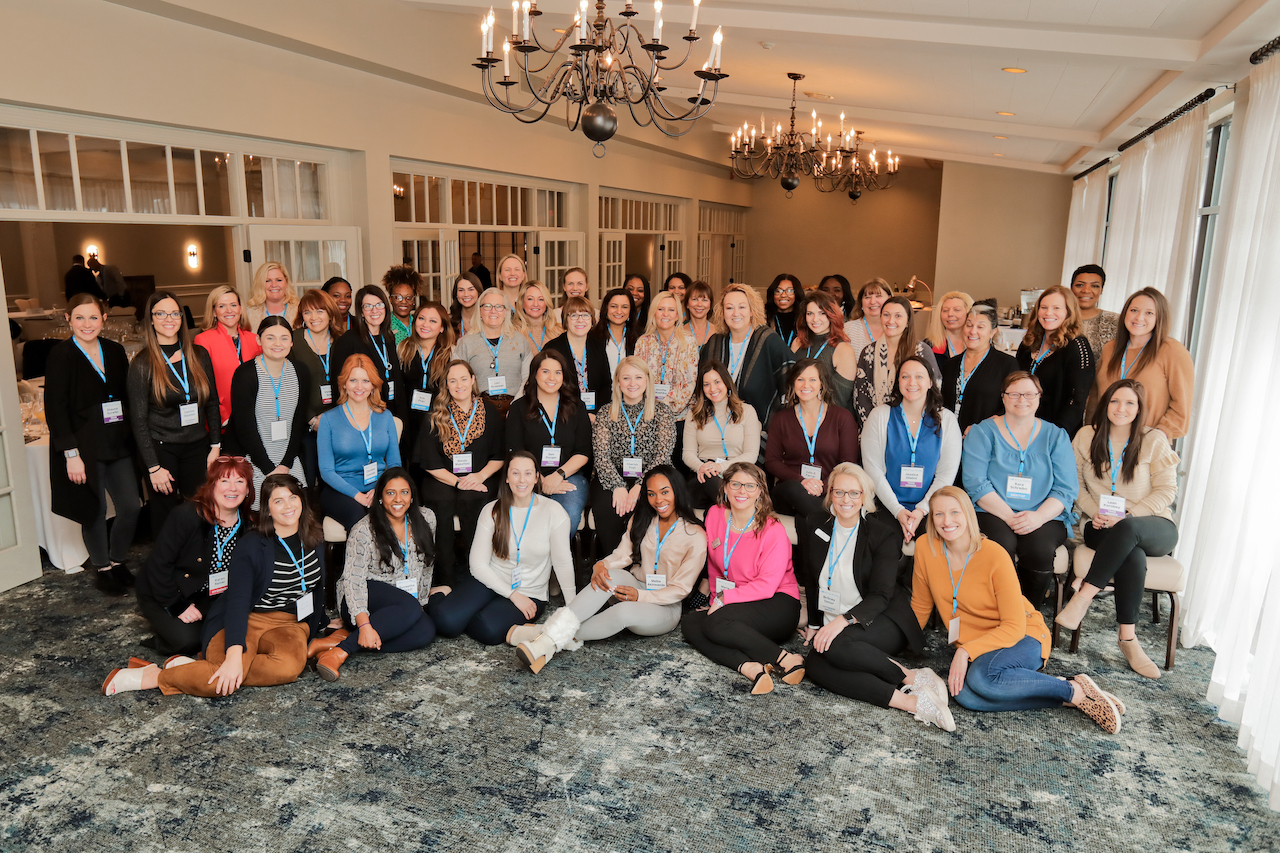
left=148, top=466, right=161, bottom=473
left=357, top=621, right=371, bottom=628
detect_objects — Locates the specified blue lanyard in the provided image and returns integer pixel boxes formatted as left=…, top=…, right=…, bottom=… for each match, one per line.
left=260, top=356, right=283, bottom=420
left=956, top=348, right=988, bottom=404
left=946, top=338, right=958, bottom=358
left=710, top=412, right=729, bottom=458
left=1108, top=437, right=1127, bottom=493
left=483, top=334, right=503, bottom=369
left=943, top=541, right=972, bottom=617
left=306, top=329, right=330, bottom=380
left=805, top=341, right=828, bottom=360
left=863, top=317, right=875, bottom=342
left=214, top=518, right=240, bottom=571
left=653, top=518, right=678, bottom=574
left=1001, top=417, right=1040, bottom=475
left=539, top=400, right=559, bottom=445
left=775, top=316, right=794, bottom=347
left=164, top=347, right=192, bottom=403
left=277, top=535, right=308, bottom=593
left=799, top=403, right=825, bottom=463
left=266, top=304, right=287, bottom=317
left=621, top=405, right=642, bottom=456
left=368, top=332, right=390, bottom=373
left=721, top=509, right=754, bottom=579
left=1029, top=341, right=1052, bottom=374
left=397, top=515, right=410, bottom=574
left=1119, top=340, right=1147, bottom=379
left=903, top=408, right=922, bottom=465
left=511, top=497, right=535, bottom=565
left=530, top=326, right=546, bottom=348
left=450, top=399, right=479, bottom=452
left=73, top=338, right=110, bottom=395
left=608, top=325, right=626, bottom=356
left=233, top=333, right=243, bottom=362
left=825, top=522, right=858, bottom=590
left=728, top=338, right=747, bottom=377
left=419, top=348, right=435, bottom=389
left=569, top=342, right=588, bottom=387
left=344, top=402, right=373, bottom=462
left=658, top=338, right=670, bottom=382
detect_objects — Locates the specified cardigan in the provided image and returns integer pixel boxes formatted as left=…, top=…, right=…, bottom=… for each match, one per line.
left=317, top=406, right=402, bottom=498
left=682, top=401, right=762, bottom=469
left=544, top=333, right=613, bottom=413
left=44, top=337, right=133, bottom=525
left=505, top=394, right=593, bottom=477
left=852, top=339, right=941, bottom=425
left=454, top=332, right=532, bottom=396
left=911, top=536, right=1052, bottom=662
left=1071, top=425, right=1178, bottom=525
left=339, top=507, right=439, bottom=614
left=592, top=401, right=677, bottom=490
left=333, top=327, right=406, bottom=415
left=860, top=404, right=962, bottom=517
left=939, top=347, right=1019, bottom=433
left=203, top=530, right=327, bottom=649
left=798, top=512, right=923, bottom=653
left=126, top=343, right=222, bottom=469
left=763, top=404, right=860, bottom=486
left=419, top=398, right=505, bottom=499
left=599, top=516, right=708, bottom=606
left=135, top=502, right=251, bottom=616
left=1085, top=338, right=1195, bottom=440
left=470, top=496, right=576, bottom=603
left=194, top=325, right=261, bottom=425
left=1016, top=335, right=1094, bottom=437
left=289, top=327, right=337, bottom=423
left=227, top=357, right=311, bottom=478
left=699, top=327, right=795, bottom=429
left=961, top=417, right=1078, bottom=527
left=703, top=510, right=800, bottom=605
left=634, top=332, right=700, bottom=418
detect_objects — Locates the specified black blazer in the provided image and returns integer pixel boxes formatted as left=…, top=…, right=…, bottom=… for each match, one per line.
left=417, top=398, right=505, bottom=501
left=226, top=357, right=312, bottom=477
left=939, top=347, right=1019, bottom=433
left=544, top=333, right=613, bottom=414
left=1015, top=335, right=1095, bottom=437
left=700, top=327, right=796, bottom=429
left=135, top=502, right=251, bottom=616
left=204, top=529, right=326, bottom=649
left=44, top=337, right=133, bottom=525
left=797, top=511, right=924, bottom=654
left=333, top=327, right=406, bottom=417
left=505, top=393, right=593, bottom=477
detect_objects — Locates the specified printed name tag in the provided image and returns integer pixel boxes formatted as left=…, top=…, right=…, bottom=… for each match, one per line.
left=488, top=376, right=507, bottom=395
left=208, top=570, right=228, bottom=596
left=541, top=445, right=561, bottom=468
left=900, top=465, right=924, bottom=488
left=801, top=463, right=822, bottom=481
left=510, top=565, right=523, bottom=591
left=411, top=390, right=432, bottom=411
left=622, top=456, right=643, bottom=478
left=452, top=453, right=473, bottom=474
left=179, top=402, right=199, bottom=427
left=948, top=616, right=960, bottom=644
left=1099, top=494, right=1127, bottom=518
left=654, top=383, right=671, bottom=402
left=717, top=577, right=736, bottom=595
left=581, top=391, right=596, bottom=411
left=396, top=577, right=418, bottom=598
left=815, top=528, right=831, bottom=542
left=818, top=589, right=841, bottom=614
left=101, top=401, right=124, bottom=424
left=363, top=461, right=379, bottom=484
left=296, top=592, right=314, bottom=621
left=320, top=384, right=333, bottom=405
left=385, top=380, right=395, bottom=401
left=270, top=420, right=287, bottom=442
left=1006, top=475, right=1033, bottom=500
left=645, top=573, right=666, bottom=591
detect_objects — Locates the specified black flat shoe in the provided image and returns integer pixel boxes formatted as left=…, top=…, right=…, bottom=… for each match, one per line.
left=110, top=562, right=135, bottom=587
left=93, top=567, right=126, bottom=596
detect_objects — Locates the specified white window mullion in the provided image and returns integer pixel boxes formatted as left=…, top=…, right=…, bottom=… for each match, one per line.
left=29, top=128, right=45, bottom=211
left=68, top=134, right=83, bottom=212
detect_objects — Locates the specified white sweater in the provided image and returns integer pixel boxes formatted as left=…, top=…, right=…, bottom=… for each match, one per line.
left=470, top=496, right=577, bottom=603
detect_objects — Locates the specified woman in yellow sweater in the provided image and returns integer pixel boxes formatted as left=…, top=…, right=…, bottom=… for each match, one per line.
left=911, top=486, right=1125, bottom=732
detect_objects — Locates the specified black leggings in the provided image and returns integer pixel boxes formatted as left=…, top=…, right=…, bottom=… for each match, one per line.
left=682, top=592, right=801, bottom=671
left=321, top=485, right=369, bottom=533
left=83, top=456, right=141, bottom=567
left=1082, top=516, right=1179, bottom=625
left=148, top=439, right=209, bottom=536
left=590, top=478, right=639, bottom=559
left=805, top=616, right=909, bottom=708
left=686, top=473, right=723, bottom=511
left=136, top=591, right=208, bottom=657
left=424, top=488, right=494, bottom=581
left=338, top=579, right=436, bottom=654
left=428, top=575, right=547, bottom=646
left=977, top=514, right=1066, bottom=605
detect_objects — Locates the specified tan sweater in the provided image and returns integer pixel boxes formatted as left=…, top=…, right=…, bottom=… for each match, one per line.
left=1071, top=425, right=1179, bottom=525
left=681, top=402, right=762, bottom=470
left=600, top=517, right=708, bottom=606
left=1086, top=338, right=1195, bottom=439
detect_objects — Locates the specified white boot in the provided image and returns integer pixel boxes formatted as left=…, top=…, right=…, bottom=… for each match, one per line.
left=102, top=665, right=155, bottom=696
left=516, top=608, right=582, bottom=674
left=505, top=623, right=542, bottom=647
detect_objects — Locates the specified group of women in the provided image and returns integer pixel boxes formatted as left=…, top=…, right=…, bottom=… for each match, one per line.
left=68, top=260, right=1192, bottom=736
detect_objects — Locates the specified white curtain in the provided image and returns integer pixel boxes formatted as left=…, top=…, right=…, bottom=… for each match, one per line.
left=1059, top=167, right=1109, bottom=285
left=1177, top=59, right=1280, bottom=810
left=1099, top=103, right=1207, bottom=335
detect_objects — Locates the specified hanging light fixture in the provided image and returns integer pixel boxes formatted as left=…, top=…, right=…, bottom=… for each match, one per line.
left=474, top=1, right=728, bottom=156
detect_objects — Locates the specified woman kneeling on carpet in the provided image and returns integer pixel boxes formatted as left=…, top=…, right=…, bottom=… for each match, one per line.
left=910, top=486, right=1125, bottom=732
left=680, top=462, right=803, bottom=695
left=428, top=451, right=577, bottom=645
left=513, top=465, right=707, bottom=672
left=104, top=474, right=327, bottom=697
left=307, top=467, right=443, bottom=681
left=798, top=463, right=952, bottom=730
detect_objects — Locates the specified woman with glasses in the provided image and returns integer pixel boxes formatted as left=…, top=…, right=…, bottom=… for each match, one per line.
left=1015, top=285, right=1094, bottom=437
left=398, top=300, right=455, bottom=466
left=681, top=462, right=802, bottom=695
left=128, top=291, right=222, bottom=536
left=765, top=274, right=802, bottom=349
left=333, top=285, right=406, bottom=417
left=682, top=361, right=761, bottom=509
left=514, top=281, right=562, bottom=353
left=797, top=464, right=950, bottom=728
left=939, top=305, right=1018, bottom=435
left=545, top=296, right=611, bottom=418
left=699, top=284, right=796, bottom=429
left=245, top=262, right=300, bottom=328
left=792, top=290, right=858, bottom=411
left=454, top=287, right=533, bottom=417
left=449, top=272, right=482, bottom=339
left=383, top=265, right=421, bottom=345
left=317, top=354, right=401, bottom=533
left=961, top=372, right=1078, bottom=607
left=291, top=289, right=344, bottom=484
left=852, top=295, right=941, bottom=426
left=195, top=285, right=262, bottom=427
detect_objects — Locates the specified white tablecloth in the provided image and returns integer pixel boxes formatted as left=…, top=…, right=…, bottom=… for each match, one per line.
left=997, top=327, right=1024, bottom=354
left=25, top=436, right=89, bottom=572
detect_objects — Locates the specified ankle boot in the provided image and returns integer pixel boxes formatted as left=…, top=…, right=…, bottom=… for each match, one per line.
left=1055, top=591, right=1093, bottom=631
left=315, top=647, right=348, bottom=682
left=307, top=629, right=350, bottom=659
left=1118, top=637, right=1161, bottom=679
left=516, top=608, right=581, bottom=674
left=506, top=623, right=542, bottom=647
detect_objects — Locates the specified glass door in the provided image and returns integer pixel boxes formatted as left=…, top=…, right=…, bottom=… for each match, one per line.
left=662, top=233, right=685, bottom=284
left=243, top=225, right=364, bottom=295
left=535, top=231, right=584, bottom=302
left=599, top=230, right=625, bottom=301
left=398, top=228, right=460, bottom=306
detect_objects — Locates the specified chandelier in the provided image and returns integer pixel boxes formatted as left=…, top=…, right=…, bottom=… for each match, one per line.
left=474, top=0, right=728, bottom=155
left=728, top=72, right=900, bottom=200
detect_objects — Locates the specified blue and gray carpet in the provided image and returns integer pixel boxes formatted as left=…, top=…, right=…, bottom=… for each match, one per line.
left=2, top=560, right=1278, bottom=852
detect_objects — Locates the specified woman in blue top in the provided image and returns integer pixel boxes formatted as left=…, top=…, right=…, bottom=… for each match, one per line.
left=860, top=356, right=962, bottom=544
left=961, top=371, right=1078, bottom=606
left=317, top=353, right=402, bottom=532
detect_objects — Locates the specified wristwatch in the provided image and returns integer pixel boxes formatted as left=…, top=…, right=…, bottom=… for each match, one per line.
left=553, top=467, right=566, bottom=479
left=64, top=449, right=79, bottom=459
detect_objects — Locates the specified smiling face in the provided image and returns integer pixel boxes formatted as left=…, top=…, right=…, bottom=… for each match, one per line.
left=1037, top=292, right=1067, bottom=332
left=828, top=472, right=863, bottom=523
left=880, top=301, right=909, bottom=339
left=455, top=280, right=478, bottom=308
left=68, top=302, right=103, bottom=342
left=963, top=312, right=995, bottom=353
left=625, top=277, right=646, bottom=306
left=898, top=360, right=931, bottom=403
left=446, top=364, right=474, bottom=402
left=930, top=495, right=967, bottom=543
left=665, top=278, right=686, bottom=301
left=724, top=470, right=761, bottom=512
left=263, top=268, right=289, bottom=304
left=499, top=257, right=524, bottom=289
left=327, top=281, right=352, bottom=316
left=302, top=305, right=331, bottom=334
left=646, top=473, right=675, bottom=519
left=805, top=301, right=831, bottom=337
left=213, top=473, right=248, bottom=513
left=479, top=293, right=507, bottom=331
left=702, top=369, right=727, bottom=404
left=940, top=297, right=968, bottom=332
left=214, top=292, right=241, bottom=330
left=687, top=291, right=711, bottom=320
left=861, top=286, right=887, bottom=318
left=1002, top=377, right=1041, bottom=418
left=521, top=286, right=547, bottom=321
left=654, top=294, right=679, bottom=331
left=605, top=295, right=631, bottom=326
left=722, top=292, right=751, bottom=333
left=415, top=306, right=443, bottom=343
left=390, top=284, right=416, bottom=319
left=361, top=293, right=387, bottom=332
left=1071, top=273, right=1104, bottom=311
left=793, top=365, right=823, bottom=404
left=563, top=270, right=589, bottom=299
left=380, top=477, right=413, bottom=522
left=619, top=364, right=647, bottom=403
left=507, top=456, right=537, bottom=499
left=1107, top=385, right=1140, bottom=429
left=820, top=278, right=844, bottom=303
left=345, top=366, right=372, bottom=403
left=566, top=310, right=594, bottom=337
left=773, top=279, right=796, bottom=312
left=151, top=297, right=183, bottom=342
left=536, top=358, right=563, bottom=395
left=1124, top=294, right=1158, bottom=341
left=267, top=486, right=302, bottom=530
left=259, top=325, right=293, bottom=361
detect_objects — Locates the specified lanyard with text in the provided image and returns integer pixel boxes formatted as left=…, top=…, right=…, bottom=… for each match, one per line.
left=775, top=316, right=794, bottom=347
left=165, top=348, right=193, bottom=403
left=943, top=541, right=972, bottom=617
left=345, top=402, right=374, bottom=462
left=1108, top=437, right=1127, bottom=493
left=826, top=522, right=857, bottom=589
left=621, top=405, right=642, bottom=456
left=483, top=335, right=503, bottom=370
left=903, top=409, right=923, bottom=465
left=260, top=356, right=284, bottom=420
left=956, top=348, right=989, bottom=405
left=721, top=509, right=754, bottom=579
left=799, top=403, right=826, bottom=464
left=307, top=329, right=331, bottom=380
left=214, top=519, right=241, bottom=570
left=277, top=535, right=308, bottom=592
left=1029, top=342, right=1052, bottom=374
left=710, top=412, right=729, bottom=458
left=539, top=401, right=559, bottom=445
left=1119, top=340, right=1147, bottom=379
left=511, top=497, right=535, bottom=565
left=653, top=519, right=678, bottom=574
left=74, top=338, right=109, bottom=391
left=1001, top=417, right=1040, bottom=475
left=368, top=332, right=390, bottom=373
left=451, top=399, right=479, bottom=452
left=806, top=341, right=828, bottom=361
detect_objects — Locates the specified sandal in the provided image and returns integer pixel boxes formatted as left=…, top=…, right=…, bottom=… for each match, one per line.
left=774, top=651, right=806, bottom=686
left=739, top=663, right=774, bottom=695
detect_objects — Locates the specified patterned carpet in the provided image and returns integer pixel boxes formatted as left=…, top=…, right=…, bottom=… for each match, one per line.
left=2, top=557, right=1278, bottom=853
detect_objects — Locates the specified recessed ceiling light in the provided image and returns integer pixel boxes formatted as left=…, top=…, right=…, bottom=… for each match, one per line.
left=804, top=91, right=835, bottom=101
left=1002, top=67, right=1027, bottom=74
left=997, top=111, right=1015, bottom=116
left=993, top=135, right=1008, bottom=139
left=992, top=153, right=1004, bottom=156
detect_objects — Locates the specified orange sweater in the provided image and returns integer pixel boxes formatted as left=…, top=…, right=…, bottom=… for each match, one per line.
left=911, top=536, right=1052, bottom=661
left=1086, top=338, right=1195, bottom=440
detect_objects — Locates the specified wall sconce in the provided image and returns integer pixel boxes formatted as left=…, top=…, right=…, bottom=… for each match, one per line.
left=85, top=244, right=100, bottom=261
left=186, top=244, right=200, bottom=269
left=393, top=183, right=406, bottom=199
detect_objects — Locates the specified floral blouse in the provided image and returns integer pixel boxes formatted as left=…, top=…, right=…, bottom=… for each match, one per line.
left=592, top=401, right=676, bottom=490
left=634, top=333, right=699, bottom=419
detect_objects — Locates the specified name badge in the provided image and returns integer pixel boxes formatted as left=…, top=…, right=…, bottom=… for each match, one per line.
left=815, top=528, right=831, bottom=542
left=208, top=570, right=228, bottom=596
left=385, top=380, right=395, bottom=401
left=179, top=402, right=200, bottom=427
left=622, top=456, right=643, bottom=478
left=1006, top=475, right=1033, bottom=500
left=900, top=465, right=924, bottom=488
left=396, top=577, right=418, bottom=598
left=363, top=461, right=379, bottom=484
left=452, top=453, right=473, bottom=474
left=320, top=384, right=333, bottom=405
left=411, top=390, right=432, bottom=411
left=488, top=376, right=507, bottom=395
left=510, top=565, right=523, bottom=591
left=654, top=383, right=671, bottom=402
left=270, top=420, right=287, bottom=442
left=295, top=592, right=314, bottom=621
left=818, top=589, right=841, bottom=614
left=645, top=573, right=666, bottom=591
left=717, top=577, right=736, bottom=595
left=101, top=401, right=124, bottom=424
left=541, top=445, right=561, bottom=468
left=581, top=391, right=596, bottom=411
left=1099, top=494, right=1127, bottom=518
left=948, top=616, right=960, bottom=644
left=801, top=463, right=822, bottom=481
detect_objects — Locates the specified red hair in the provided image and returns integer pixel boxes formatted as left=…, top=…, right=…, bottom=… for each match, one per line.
left=336, top=353, right=387, bottom=411
left=192, top=457, right=255, bottom=524
left=794, top=291, right=851, bottom=349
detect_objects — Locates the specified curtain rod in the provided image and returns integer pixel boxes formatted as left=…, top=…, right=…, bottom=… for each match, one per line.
left=1117, top=87, right=1216, bottom=152
left=1072, top=157, right=1112, bottom=181
left=1251, top=35, right=1280, bottom=64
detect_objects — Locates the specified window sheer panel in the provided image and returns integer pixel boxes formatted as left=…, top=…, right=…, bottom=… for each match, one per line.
left=277, top=160, right=299, bottom=219
left=171, top=147, right=199, bottom=215
left=76, top=137, right=127, bottom=213
left=300, top=162, right=324, bottom=220
left=0, top=127, right=38, bottom=209
left=38, top=132, right=75, bottom=211
left=200, top=151, right=232, bottom=216
left=126, top=142, right=171, bottom=214
left=1061, top=169, right=1108, bottom=285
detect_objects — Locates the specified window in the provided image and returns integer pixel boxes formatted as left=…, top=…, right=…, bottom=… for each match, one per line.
left=599, top=193, right=681, bottom=231
left=1186, top=119, right=1232, bottom=357
left=1099, top=172, right=1118, bottom=266
left=75, top=137, right=127, bottom=213
left=37, top=131, right=75, bottom=211
left=0, top=127, right=38, bottom=209
left=126, top=142, right=171, bottom=214
left=246, top=155, right=327, bottom=219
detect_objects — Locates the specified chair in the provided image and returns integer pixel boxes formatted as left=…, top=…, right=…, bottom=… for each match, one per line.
left=15, top=298, right=39, bottom=311
left=1053, top=544, right=1185, bottom=670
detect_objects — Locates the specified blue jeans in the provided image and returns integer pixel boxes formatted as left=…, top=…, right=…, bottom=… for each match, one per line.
left=955, top=635, right=1074, bottom=712
left=545, top=472, right=588, bottom=539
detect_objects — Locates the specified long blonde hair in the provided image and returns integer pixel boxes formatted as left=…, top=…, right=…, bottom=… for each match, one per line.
left=513, top=280, right=563, bottom=340
left=715, top=284, right=766, bottom=334
left=246, top=262, right=299, bottom=310
left=924, top=486, right=983, bottom=558
left=200, top=285, right=248, bottom=332
left=607, top=356, right=657, bottom=422
left=641, top=291, right=691, bottom=344
left=925, top=290, right=974, bottom=347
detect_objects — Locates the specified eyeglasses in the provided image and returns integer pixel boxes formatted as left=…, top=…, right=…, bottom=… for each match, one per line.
left=215, top=456, right=248, bottom=463
left=776, top=288, right=795, bottom=296
left=567, top=312, right=594, bottom=322
left=831, top=489, right=862, bottom=500
left=362, top=303, right=386, bottom=313
left=391, top=294, right=416, bottom=303
left=480, top=303, right=507, bottom=312
left=151, top=311, right=182, bottom=320
left=1003, top=392, right=1042, bottom=401
left=725, top=481, right=760, bottom=493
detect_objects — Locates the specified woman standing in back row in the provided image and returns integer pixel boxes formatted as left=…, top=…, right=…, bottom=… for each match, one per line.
left=1015, top=285, right=1094, bottom=437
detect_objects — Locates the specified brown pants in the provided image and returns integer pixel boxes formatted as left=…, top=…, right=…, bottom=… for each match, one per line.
left=157, top=611, right=310, bottom=697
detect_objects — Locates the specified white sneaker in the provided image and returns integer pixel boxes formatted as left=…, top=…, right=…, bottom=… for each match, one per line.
left=914, top=668, right=950, bottom=708
left=913, top=687, right=957, bottom=732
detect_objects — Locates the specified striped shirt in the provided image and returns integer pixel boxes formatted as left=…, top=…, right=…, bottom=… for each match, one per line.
left=256, top=534, right=322, bottom=614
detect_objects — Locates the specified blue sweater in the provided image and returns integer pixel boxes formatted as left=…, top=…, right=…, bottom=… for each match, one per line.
left=961, top=417, right=1077, bottom=527
left=318, top=406, right=401, bottom=497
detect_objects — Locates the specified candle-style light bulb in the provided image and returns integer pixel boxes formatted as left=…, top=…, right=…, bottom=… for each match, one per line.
left=711, top=26, right=722, bottom=68
left=653, top=0, right=663, bottom=41
left=481, top=18, right=489, bottom=55
left=512, top=0, right=519, bottom=38
left=690, top=0, right=700, bottom=32
left=503, top=39, right=511, bottom=75
left=521, top=0, right=530, bottom=41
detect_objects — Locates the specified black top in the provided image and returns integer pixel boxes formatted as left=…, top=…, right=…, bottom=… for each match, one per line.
left=290, top=326, right=337, bottom=423
left=45, top=336, right=133, bottom=525
left=797, top=511, right=923, bottom=653
left=544, top=333, right=613, bottom=414
left=699, top=327, right=796, bottom=428
left=126, top=342, right=222, bottom=469
left=64, top=265, right=105, bottom=301
left=939, top=347, right=1020, bottom=433
left=333, top=327, right=406, bottom=417
left=226, top=357, right=312, bottom=476
left=136, top=501, right=250, bottom=617
left=768, top=310, right=799, bottom=349
left=1015, top=335, right=1095, bottom=437
left=401, top=344, right=446, bottom=464
left=469, top=262, right=493, bottom=290
left=505, top=393, right=593, bottom=477
left=417, top=397, right=505, bottom=501
left=202, top=529, right=327, bottom=649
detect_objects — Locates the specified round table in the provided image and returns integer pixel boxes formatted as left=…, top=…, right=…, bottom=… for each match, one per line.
left=25, top=436, right=90, bottom=572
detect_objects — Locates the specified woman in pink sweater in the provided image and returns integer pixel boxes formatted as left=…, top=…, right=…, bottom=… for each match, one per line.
left=681, top=462, right=802, bottom=695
